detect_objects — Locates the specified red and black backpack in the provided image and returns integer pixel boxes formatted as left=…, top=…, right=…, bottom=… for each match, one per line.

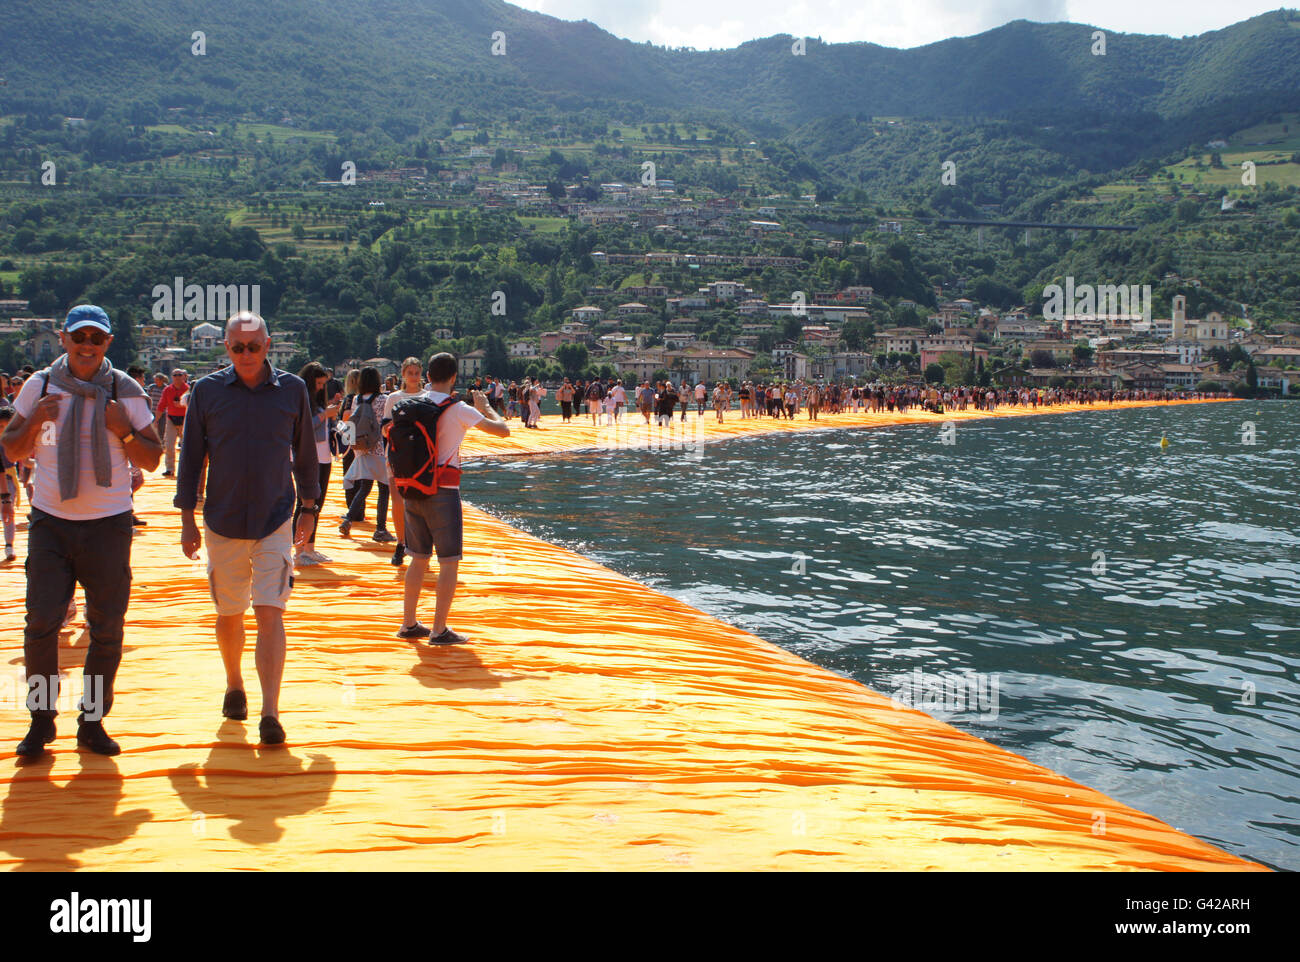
left=384, top=395, right=462, bottom=498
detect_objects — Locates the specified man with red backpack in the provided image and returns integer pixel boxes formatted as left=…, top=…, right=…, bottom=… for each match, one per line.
left=388, top=353, right=509, bottom=643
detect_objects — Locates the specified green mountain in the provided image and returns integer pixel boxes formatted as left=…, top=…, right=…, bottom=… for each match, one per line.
left=2, top=1, right=1298, bottom=135
left=1, top=0, right=1297, bottom=367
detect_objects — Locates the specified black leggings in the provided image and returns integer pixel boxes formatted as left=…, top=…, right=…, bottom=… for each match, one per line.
left=293, top=461, right=332, bottom=545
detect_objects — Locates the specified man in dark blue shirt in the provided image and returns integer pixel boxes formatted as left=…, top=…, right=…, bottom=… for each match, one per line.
left=176, top=312, right=319, bottom=745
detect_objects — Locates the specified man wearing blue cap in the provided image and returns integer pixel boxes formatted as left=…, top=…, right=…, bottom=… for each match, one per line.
left=0, top=305, right=163, bottom=757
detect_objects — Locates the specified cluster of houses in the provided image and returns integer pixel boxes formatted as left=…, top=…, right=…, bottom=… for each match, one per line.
left=3, top=286, right=1297, bottom=394
left=459, top=289, right=1299, bottom=392
left=344, top=117, right=910, bottom=246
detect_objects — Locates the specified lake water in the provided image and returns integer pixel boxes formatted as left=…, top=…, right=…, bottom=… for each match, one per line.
left=466, top=400, right=1299, bottom=870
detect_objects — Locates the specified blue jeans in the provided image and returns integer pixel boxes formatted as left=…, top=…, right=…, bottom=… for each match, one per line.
left=346, top=479, right=389, bottom=529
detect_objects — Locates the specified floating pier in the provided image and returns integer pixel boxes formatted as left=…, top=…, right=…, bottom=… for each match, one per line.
left=0, top=396, right=1260, bottom=869
left=460, top=397, right=1236, bottom=459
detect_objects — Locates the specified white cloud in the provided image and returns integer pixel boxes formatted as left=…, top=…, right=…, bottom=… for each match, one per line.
left=514, top=0, right=1285, bottom=48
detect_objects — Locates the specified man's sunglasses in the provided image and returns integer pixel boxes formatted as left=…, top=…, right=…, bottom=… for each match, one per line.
left=228, top=341, right=266, bottom=355
left=69, top=330, right=109, bottom=346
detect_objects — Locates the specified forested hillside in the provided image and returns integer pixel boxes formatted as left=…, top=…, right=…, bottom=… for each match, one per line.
left=0, top=1, right=1296, bottom=382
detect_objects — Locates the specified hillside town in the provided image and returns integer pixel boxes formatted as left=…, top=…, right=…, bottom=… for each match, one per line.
left=0, top=279, right=1294, bottom=395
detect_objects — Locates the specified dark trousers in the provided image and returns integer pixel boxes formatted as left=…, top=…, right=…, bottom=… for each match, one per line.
left=293, top=461, right=332, bottom=543
left=24, top=508, right=133, bottom=719
left=346, top=479, right=389, bottom=528
left=561, top=401, right=572, bottom=421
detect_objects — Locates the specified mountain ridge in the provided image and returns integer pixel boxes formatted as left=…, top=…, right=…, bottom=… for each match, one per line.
left=0, top=2, right=1296, bottom=132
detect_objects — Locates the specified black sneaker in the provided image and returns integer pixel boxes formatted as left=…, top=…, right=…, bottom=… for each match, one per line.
left=258, top=716, right=285, bottom=745
left=390, top=543, right=406, bottom=567
left=161, top=470, right=173, bottom=477
left=16, top=716, right=56, bottom=757
left=429, top=627, right=469, bottom=646
left=372, top=529, right=396, bottom=544
left=222, top=689, right=248, bottom=720
left=76, top=718, right=120, bottom=756
left=131, top=514, right=147, bottom=527
left=396, top=622, right=432, bottom=639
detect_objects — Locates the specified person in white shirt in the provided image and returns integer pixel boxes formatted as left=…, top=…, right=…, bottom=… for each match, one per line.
left=396, top=353, right=510, bottom=645
left=379, top=357, right=429, bottom=567
left=1, top=305, right=162, bottom=757
left=528, top=380, right=543, bottom=427
left=611, top=381, right=627, bottom=422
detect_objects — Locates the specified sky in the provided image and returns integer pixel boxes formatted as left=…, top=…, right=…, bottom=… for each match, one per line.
left=509, top=0, right=1288, bottom=50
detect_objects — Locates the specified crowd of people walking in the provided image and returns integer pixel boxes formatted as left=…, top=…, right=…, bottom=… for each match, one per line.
left=1, top=303, right=1227, bottom=757
left=452, top=373, right=1219, bottom=427
left=1, top=307, right=508, bottom=756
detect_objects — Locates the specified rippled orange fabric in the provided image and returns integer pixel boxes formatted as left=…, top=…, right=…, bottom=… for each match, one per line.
left=461, top=397, right=1236, bottom=458
left=0, top=398, right=1261, bottom=870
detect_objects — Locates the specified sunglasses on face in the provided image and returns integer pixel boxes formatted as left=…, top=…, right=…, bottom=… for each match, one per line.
left=69, top=330, right=109, bottom=346
left=228, top=341, right=266, bottom=355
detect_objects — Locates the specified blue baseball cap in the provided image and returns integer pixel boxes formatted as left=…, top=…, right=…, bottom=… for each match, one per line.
left=65, top=305, right=112, bottom=335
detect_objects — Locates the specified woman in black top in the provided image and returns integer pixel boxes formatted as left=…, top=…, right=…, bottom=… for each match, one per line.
left=656, top=381, right=678, bottom=427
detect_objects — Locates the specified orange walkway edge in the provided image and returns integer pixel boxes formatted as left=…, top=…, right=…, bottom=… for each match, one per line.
left=459, top=398, right=1239, bottom=459
left=0, top=399, right=1263, bottom=870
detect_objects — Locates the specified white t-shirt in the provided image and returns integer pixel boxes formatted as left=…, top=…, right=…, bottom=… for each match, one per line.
left=426, top=390, right=484, bottom=488
left=695, top=383, right=706, bottom=400
left=382, top=388, right=423, bottom=447
left=14, top=374, right=154, bottom=521
left=385, top=389, right=423, bottom=408
left=611, top=384, right=626, bottom=404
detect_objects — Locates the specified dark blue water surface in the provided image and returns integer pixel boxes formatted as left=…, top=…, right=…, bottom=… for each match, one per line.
left=466, top=401, right=1299, bottom=870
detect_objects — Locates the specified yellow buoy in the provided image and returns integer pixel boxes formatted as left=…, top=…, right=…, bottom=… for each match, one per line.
left=1160, top=436, right=1170, bottom=449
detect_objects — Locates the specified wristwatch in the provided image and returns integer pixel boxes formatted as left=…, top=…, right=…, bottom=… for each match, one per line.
left=120, top=431, right=135, bottom=445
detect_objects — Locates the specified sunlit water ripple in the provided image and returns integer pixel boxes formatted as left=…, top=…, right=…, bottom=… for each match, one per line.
left=467, top=401, right=1299, bottom=869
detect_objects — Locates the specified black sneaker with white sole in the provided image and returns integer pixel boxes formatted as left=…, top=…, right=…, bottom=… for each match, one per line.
left=396, top=622, right=432, bottom=639
left=429, top=628, right=470, bottom=646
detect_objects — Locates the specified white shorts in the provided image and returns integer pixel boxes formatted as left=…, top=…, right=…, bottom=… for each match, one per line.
left=205, top=519, right=294, bottom=616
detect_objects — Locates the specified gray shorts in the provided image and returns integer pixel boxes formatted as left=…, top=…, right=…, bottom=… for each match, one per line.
left=402, top=488, right=463, bottom=560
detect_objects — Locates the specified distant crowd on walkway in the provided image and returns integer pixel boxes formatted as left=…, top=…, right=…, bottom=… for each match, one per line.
left=433, top=373, right=1225, bottom=428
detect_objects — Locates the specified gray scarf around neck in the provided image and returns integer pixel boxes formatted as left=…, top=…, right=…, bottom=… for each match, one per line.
left=45, top=354, right=146, bottom=502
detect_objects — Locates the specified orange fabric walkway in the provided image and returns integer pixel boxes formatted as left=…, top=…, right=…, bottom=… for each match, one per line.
left=460, top=398, right=1236, bottom=459
left=0, top=398, right=1261, bottom=870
